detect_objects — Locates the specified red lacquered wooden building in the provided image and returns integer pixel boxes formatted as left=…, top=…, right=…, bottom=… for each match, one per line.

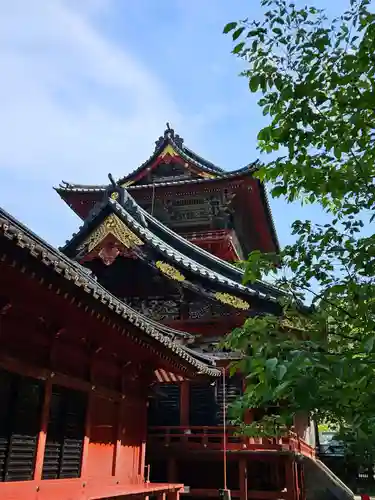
left=53, top=126, right=354, bottom=500
left=0, top=206, right=220, bottom=500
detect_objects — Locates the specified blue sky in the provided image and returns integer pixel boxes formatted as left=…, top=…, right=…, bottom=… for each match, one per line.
left=0, top=0, right=343, bottom=248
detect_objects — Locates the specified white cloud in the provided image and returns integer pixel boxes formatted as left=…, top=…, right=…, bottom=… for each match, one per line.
left=0, top=0, right=200, bottom=244
left=0, top=0, right=186, bottom=185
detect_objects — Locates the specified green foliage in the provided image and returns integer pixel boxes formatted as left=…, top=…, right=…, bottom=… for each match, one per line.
left=223, top=0, right=375, bottom=456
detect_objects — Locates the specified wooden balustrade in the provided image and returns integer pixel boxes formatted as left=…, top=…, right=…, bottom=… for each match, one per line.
left=148, top=426, right=315, bottom=458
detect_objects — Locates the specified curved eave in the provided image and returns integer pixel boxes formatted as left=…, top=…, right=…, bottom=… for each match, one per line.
left=62, top=195, right=281, bottom=305
left=54, top=165, right=258, bottom=196
left=182, top=146, right=225, bottom=174
left=259, top=182, right=280, bottom=253
left=0, top=207, right=220, bottom=377
left=135, top=197, right=284, bottom=300
left=54, top=169, right=280, bottom=281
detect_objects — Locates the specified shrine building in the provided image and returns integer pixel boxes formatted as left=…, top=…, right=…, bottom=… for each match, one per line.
left=0, top=125, right=354, bottom=500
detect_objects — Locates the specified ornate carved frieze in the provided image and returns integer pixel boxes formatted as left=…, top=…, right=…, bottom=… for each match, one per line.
left=140, top=194, right=235, bottom=231
left=188, top=300, right=240, bottom=320
left=124, top=296, right=243, bottom=322
left=125, top=296, right=181, bottom=321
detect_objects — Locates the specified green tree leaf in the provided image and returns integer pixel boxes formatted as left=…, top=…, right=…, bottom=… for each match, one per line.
left=232, top=26, right=246, bottom=40
left=233, top=42, right=245, bottom=54
left=266, top=357, right=278, bottom=372
left=223, top=21, right=237, bottom=34
left=276, top=364, right=287, bottom=381
left=249, top=75, right=260, bottom=92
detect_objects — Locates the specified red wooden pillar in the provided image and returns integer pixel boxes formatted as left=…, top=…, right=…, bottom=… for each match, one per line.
left=113, top=399, right=124, bottom=476
left=297, top=462, right=305, bottom=500
left=239, top=457, right=248, bottom=500
left=80, top=390, right=94, bottom=478
left=139, top=399, right=148, bottom=480
left=156, top=492, right=167, bottom=500
left=285, top=457, right=299, bottom=500
left=180, top=380, right=189, bottom=426
left=168, top=458, right=177, bottom=482
left=34, top=377, right=52, bottom=480
left=168, top=490, right=180, bottom=500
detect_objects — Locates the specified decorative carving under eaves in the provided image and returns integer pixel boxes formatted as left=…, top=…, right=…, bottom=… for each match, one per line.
left=188, top=300, right=238, bottom=320
left=171, top=208, right=210, bottom=223
left=214, top=292, right=250, bottom=311
left=79, top=214, right=144, bottom=253
left=125, top=296, right=181, bottom=321
left=208, top=196, right=221, bottom=217
left=155, top=261, right=185, bottom=282
left=188, top=301, right=211, bottom=320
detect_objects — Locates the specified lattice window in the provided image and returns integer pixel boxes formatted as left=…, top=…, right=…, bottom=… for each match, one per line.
left=42, top=385, right=87, bottom=480
left=189, top=382, right=217, bottom=426
left=148, top=384, right=180, bottom=426
left=0, top=369, right=43, bottom=482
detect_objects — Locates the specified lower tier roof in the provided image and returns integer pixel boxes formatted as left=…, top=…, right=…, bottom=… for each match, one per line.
left=0, top=206, right=220, bottom=378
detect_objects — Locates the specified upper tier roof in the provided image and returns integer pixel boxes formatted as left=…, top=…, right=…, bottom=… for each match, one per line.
left=54, top=125, right=280, bottom=254
left=61, top=185, right=284, bottom=311
left=0, top=206, right=220, bottom=377
left=55, top=124, right=260, bottom=192
left=118, top=123, right=258, bottom=186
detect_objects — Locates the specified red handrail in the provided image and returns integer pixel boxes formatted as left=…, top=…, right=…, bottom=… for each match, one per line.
left=148, top=425, right=315, bottom=458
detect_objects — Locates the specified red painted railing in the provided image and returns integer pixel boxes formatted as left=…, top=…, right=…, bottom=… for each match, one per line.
left=148, top=426, right=315, bottom=458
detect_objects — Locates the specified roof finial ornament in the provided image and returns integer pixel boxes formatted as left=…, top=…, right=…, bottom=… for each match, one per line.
left=164, top=122, right=174, bottom=138
left=154, top=122, right=184, bottom=151
left=106, top=173, right=122, bottom=202
left=108, top=173, right=116, bottom=188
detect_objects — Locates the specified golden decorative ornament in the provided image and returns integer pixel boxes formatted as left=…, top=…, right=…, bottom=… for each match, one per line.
left=155, top=261, right=185, bottom=282
left=214, top=292, right=250, bottom=310
left=121, top=180, right=134, bottom=187
left=159, top=144, right=179, bottom=158
left=79, top=214, right=144, bottom=253
left=110, top=191, right=119, bottom=200
left=199, top=171, right=217, bottom=179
